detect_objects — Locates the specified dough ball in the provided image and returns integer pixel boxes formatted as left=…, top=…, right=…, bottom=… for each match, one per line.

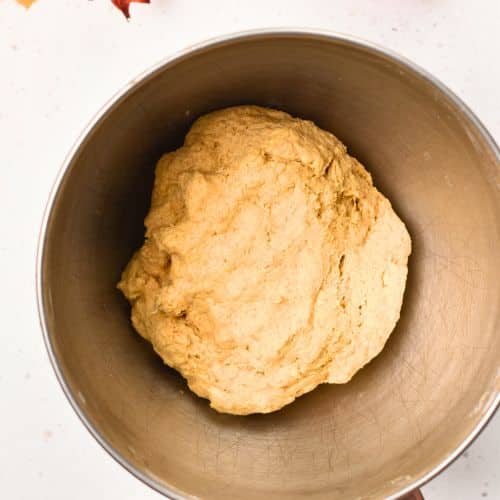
left=118, top=106, right=411, bottom=415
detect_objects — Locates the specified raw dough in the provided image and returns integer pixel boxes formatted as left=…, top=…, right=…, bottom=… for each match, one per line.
left=118, top=106, right=411, bottom=415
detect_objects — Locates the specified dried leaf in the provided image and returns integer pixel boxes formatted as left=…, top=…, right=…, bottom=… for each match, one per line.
left=111, top=0, right=150, bottom=18
left=16, top=0, right=36, bottom=8
left=14, top=0, right=150, bottom=18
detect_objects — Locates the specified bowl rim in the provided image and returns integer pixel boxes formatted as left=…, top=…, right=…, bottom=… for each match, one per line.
left=36, top=28, right=500, bottom=500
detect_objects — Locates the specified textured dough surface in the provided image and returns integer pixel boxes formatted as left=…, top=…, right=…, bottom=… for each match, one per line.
left=118, top=106, right=411, bottom=415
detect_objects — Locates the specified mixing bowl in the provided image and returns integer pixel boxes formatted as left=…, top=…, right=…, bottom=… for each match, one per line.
left=37, top=30, right=499, bottom=499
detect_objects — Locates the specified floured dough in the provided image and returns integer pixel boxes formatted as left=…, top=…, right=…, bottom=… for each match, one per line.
left=118, top=106, right=411, bottom=415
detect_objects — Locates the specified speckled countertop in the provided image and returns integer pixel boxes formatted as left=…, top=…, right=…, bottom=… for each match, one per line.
left=0, top=1, right=498, bottom=499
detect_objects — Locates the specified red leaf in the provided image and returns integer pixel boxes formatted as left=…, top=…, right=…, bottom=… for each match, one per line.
left=111, top=0, right=150, bottom=19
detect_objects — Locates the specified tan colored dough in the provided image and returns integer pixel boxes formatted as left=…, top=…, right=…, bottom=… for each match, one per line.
left=118, top=106, right=411, bottom=415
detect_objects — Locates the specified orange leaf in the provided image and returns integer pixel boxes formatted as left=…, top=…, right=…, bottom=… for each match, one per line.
left=111, top=0, right=150, bottom=18
left=16, top=0, right=36, bottom=8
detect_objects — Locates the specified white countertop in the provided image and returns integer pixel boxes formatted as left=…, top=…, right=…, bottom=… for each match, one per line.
left=0, top=1, right=498, bottom=499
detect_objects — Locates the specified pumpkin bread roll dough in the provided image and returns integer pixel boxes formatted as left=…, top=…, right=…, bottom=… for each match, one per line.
left=118, top=106, right=411, bottom=415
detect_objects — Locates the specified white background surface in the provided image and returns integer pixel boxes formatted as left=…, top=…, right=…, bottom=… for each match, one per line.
left=0, top=1, right=498, bottom=499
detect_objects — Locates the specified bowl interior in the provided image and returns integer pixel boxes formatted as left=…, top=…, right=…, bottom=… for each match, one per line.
left=40, top=33, right=500, bottom=499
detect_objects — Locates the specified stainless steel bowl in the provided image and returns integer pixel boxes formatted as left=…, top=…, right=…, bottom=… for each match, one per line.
left=37, top=30, right=500, bottom=499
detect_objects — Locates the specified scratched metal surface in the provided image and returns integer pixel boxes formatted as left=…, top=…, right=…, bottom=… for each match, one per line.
left=38, top=33, right=499, bottom=499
